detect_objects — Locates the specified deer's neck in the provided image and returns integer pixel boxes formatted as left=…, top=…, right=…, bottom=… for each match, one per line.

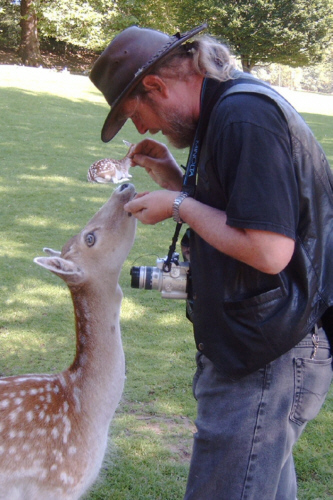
left=67, top=280, right=125, bottom=423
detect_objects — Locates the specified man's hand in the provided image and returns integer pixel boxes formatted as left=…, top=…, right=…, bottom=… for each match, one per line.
left=129, top=139, right=183, bottom=190
left=124, top=190, right=179, bottom=225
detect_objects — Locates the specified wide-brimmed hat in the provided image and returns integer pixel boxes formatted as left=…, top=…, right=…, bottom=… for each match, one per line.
left=90, top=24, right=207, bottom=142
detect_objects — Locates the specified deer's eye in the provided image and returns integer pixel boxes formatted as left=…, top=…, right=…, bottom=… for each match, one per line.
left=85, top=233, right=95, bottom=247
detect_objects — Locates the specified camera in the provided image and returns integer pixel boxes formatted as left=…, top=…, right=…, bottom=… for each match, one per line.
left=130, top=253, right=190, bottom=299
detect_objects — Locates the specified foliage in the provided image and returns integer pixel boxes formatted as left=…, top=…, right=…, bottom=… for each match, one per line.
left=0, top=0, right=20, bottom=47
left=1, top=0, right=332, bottom=72
left=113, top=0, right=178, bottom=33
left=0, top=65, right=332, bottom=499
left=39, top=0, right=119, bottom=51
left=176, top=0, right=333, bottom=72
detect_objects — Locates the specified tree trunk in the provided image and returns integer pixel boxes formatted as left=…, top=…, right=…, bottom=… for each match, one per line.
left=241, top=55, right=255, bottom=74
left=19, top=0, right=42, bottom=67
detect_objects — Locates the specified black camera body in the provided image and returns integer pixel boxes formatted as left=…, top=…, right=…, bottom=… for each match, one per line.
left=130, top=253, right=189, bottom=299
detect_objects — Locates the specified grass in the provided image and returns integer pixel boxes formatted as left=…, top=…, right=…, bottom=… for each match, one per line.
left=0, top=65, right=332, bottom=499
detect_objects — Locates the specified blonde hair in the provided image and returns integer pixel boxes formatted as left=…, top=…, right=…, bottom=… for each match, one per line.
left=131, top=35, right=237, bottom=98
left=190, top=36, right=237, bottom=81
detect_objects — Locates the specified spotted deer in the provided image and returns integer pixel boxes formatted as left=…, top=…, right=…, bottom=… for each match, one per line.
left=87, top=141, right=135, bottom=184
left=0, top=183, right=137, bottom=500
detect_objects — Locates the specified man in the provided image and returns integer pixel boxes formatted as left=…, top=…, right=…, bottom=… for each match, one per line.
left=90, top=25, right=333, bottom=500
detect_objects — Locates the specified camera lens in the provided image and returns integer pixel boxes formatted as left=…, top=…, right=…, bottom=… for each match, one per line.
left=130, top=266, right=155, bottom=290
left=130, top=266, right=141, bottom=288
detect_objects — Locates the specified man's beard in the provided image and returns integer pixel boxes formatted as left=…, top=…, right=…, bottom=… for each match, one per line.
left=161, top=109, right=197, bottom=149
left=147, top=96, right=197, bottom=149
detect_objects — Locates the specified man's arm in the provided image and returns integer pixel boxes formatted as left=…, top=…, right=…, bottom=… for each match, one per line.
left=124, top=190, right=295, bottom=275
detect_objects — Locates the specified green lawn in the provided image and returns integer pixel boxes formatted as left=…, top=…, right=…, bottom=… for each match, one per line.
left=0, top=65, right=332, bottom=499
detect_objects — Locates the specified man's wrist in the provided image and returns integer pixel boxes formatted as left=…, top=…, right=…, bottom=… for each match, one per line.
left=172, top=192, right=189, bottom=223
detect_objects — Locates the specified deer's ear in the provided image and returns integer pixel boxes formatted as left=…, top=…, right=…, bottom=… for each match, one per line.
left=42, top=247, right=61, bottom=257
left=34, top=257, right=84, bottom=283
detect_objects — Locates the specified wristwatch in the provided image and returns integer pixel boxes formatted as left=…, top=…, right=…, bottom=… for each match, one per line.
left=172, top=192, right=189, bottom=223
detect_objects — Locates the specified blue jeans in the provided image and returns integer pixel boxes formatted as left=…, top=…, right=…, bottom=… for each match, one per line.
left=184, top=328, right=332, bottom=500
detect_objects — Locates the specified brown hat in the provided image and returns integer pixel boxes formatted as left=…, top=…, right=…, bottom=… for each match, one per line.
left=90, top=24, right=207, bottom=142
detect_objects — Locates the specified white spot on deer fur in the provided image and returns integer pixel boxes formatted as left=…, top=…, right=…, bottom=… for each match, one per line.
left=52, top=449, right=64, bottom=463
left=51, top=427, right=59, bottom=439
left=51, top=464, right=57, bottom=471
left=40, top=469, right=47, bottom=480
left=62, top=415, right=71, bottom=444
left=79, top=352, right=88, bottom=366
left=53, top=385, right=60, bottom=394
left=26, top=410, right=34, bottom=422
left=29, top=388, right=38, bottom=396
left=0, top=446, right=4, bottom=455
left=63, top=401, right=69, bottom=413
left=73, top=386, right=81, bottom=412
left=14, top=397, right=23, bottom=405
left=68, top=446, right=77, bottom=455
left=39, top=395, right=45, bottom=401
left=20, top=390, right=27, bottom=396
left=9, top=446, right=16, bottom=455
left=0, top=399, right=9, bottom=409
left=9, top=392, right=16, bottom=398
left=0, top=423, right=3, bottom=433
left=52, top=413, right=62, bottom=423
left=9, top=410, right=19, bottom=423
left=39, top=410, right=45, bottom=420
left=9, top=430, right=16, bottom=439
left=60, top=472, right=74, bottom=485
left=22, top=443, right=30, bottom=452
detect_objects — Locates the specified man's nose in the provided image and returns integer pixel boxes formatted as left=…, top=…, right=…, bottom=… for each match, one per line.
left=132, top=117, right=148, bottom=135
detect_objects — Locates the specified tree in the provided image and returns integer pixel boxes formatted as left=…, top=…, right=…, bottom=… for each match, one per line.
left=19, top=0, right=42, bottom=66
left=176, top=0, right=333, bottom=72
left=0, top=0, right=120, bottom=57
left=114, top=0, right=178, bottom=33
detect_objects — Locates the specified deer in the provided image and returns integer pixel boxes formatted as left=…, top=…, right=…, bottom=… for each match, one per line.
left=0, top=183, right=137, bottom=500
left=87, top=141, right=135, bottom=184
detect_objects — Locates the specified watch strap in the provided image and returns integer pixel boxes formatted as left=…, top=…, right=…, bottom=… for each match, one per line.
left=172, top=192, right=189, bottom=224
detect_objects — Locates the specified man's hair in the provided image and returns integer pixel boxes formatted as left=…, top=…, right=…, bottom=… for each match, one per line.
left=131, top=35, right=236, bottom=98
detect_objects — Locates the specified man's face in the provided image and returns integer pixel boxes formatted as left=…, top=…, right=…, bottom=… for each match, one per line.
left=119, top=94, right=197, bottom=149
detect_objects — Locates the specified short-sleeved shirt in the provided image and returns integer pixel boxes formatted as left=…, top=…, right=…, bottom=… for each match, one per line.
left=198, top=90, right=298, bottom=237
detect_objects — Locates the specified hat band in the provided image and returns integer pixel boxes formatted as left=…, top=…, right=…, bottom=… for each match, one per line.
left=134, top=34, right=181, bottom=79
